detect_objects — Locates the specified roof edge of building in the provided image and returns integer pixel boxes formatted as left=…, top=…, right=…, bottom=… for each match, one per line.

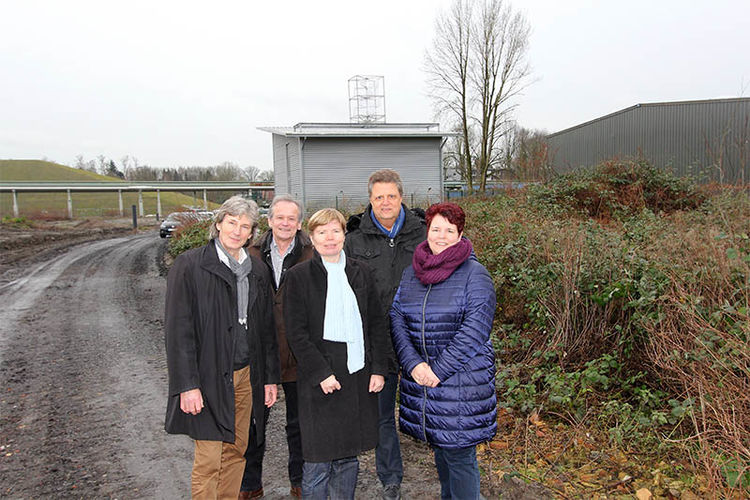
left=547, top=96, right=750, bottom=138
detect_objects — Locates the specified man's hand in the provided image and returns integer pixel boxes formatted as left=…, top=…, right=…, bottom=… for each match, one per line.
left=180, top=388, right=204, bottom=415
left=411, top=362, right=440, bottom=388
left=369, top=374, right=385, bottom=393
left=320, top=374, right=341, bottom=394
left=264, top=384, right=278, bottom=407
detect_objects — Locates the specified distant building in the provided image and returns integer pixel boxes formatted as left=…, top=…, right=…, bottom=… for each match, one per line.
left=258, top=123, right=454, bottom=212
left=547, top=97, right=750, bottom=184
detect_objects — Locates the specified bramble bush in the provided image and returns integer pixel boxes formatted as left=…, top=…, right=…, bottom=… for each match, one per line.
left=167, top=218, right=212, bottom=257
left=463, top=160, right=749, bottom=494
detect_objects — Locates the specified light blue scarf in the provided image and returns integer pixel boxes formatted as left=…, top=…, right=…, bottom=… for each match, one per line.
left=322, top=251, right=365, bottom=374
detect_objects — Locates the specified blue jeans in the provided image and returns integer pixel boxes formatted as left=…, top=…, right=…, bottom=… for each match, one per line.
left=433, top=445, right=480, bottom=499
left=241, top=382, right=304, bottom=491
left=302, top=456, right=359, bottom=500
left=376, top=372, right=403, bottom=486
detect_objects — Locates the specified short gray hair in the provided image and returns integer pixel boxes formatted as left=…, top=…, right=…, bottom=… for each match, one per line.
left=368, top=169, right=404, bottom=197
left=209, top=195, right=259, bottom=240
left=268, top=194, right=303, bottom=221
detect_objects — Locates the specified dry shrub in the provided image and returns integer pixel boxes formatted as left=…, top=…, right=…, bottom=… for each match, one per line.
left=519, top=220, right=629, bottom=366
left=646, top=285, right=749, bottom=494
left=641, top=196, right=750, bottom=493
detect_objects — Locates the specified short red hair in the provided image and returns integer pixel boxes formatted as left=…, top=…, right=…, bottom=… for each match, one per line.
left=425, top=202, right=465, bottom=234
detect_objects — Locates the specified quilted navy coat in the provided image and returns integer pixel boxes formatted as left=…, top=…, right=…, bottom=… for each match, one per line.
left=390, top=253, right=497, bottom=448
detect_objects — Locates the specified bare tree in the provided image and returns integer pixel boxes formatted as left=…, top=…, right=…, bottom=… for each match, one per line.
left=243, top=165, right=262, bottom=182
left=426, top=0, right=475, bottom=191
left=511, top=126, right=553, bottom=182
left=96, top=154, right=108, bottom=175
left=426, top=0, right=532, bottom=193
left=258, top=169, right=275, bottom=182
left=214, top=161, right=244, bottom=181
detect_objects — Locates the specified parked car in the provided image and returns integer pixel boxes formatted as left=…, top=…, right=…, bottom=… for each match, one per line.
left=159, top=211, right=214, bottom=238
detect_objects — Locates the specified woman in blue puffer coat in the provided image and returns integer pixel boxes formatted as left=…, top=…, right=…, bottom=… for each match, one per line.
left=390, top=202, right=497, bottom=500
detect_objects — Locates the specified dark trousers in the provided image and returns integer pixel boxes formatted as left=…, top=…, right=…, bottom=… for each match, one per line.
left=241, top=381, right=303, bottom=491
left=376, top=372, right=404, bottom=486
left=302, top=457, right=359, bottom=500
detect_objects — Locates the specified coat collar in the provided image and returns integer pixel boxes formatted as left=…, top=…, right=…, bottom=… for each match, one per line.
left=310, top=251, right=360, bottom=283
left=199, top=239, right=259, bottom=311
left=350, top=203, right=424, bottom=237
left=199, top=239, right=243, bottom=286
left=255, top=229, right=312, bottom=257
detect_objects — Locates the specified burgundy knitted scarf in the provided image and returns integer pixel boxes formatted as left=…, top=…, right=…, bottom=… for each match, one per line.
left=412, top=237, right=473, bottom=285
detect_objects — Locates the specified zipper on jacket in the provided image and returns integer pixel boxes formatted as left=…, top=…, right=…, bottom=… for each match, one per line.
left=420, top=284, right=432, bottom=442
left=388, top=237, right=395, bottom=248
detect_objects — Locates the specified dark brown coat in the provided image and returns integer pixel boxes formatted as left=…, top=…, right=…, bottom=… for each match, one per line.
left=248, top=230, right=314, bottom=383
left=164, top=240, right=280, bottom=443
left=284, top=254, right=391, bottom=462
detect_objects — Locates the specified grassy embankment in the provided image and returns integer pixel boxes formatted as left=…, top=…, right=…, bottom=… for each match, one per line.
left=166, top=159, right=748, bottom=498
left=0, top=159, right=218, bottom=218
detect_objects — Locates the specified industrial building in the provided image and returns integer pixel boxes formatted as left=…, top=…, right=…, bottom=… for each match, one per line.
left=258, top=122, right=453, bottom=212
left=547, top=97, right=750, bottom=184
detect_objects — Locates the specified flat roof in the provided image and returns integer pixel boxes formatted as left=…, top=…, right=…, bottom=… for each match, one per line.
left=258, top=122, right=456, bottom=138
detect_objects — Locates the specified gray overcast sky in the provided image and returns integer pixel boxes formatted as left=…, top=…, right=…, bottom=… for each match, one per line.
left=1, top=0, right=748, bottom=171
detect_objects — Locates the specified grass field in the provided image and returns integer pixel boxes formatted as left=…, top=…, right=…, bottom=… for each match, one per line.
left=1, top=160, right=221, bottom=218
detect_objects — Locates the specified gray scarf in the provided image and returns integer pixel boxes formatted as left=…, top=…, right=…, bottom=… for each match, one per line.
left=214, top=239, right=253, bottom=328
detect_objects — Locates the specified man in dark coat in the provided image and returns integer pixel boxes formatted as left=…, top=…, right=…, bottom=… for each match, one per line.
left=343, top=169, right=426, bottom=500
left=240, top=195, right=314, bottom=499
left=165, top=196, right=280, bottom=499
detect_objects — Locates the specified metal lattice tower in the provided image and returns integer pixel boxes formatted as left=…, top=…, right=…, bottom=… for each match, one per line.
left=348, top=75, right=385, bottom=123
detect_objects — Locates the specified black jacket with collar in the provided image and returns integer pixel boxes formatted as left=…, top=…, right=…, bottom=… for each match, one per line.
left=283, top=252, right=391, bottom=462
left=164, top=239, right=279, bottom=443
left=248, top=230, right=314, bottom=382
left=344, top=205, right=426, bottom=372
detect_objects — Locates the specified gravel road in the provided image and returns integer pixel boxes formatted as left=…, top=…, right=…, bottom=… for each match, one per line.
left=0, top=233, right=443, bottom=499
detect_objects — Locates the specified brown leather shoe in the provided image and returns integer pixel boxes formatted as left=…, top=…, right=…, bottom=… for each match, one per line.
left=289, top=485, right=302, bottom=498
left=238, top=487, right=264, bottom=499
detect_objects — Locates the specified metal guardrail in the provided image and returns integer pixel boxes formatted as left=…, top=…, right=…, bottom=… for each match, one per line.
left=0, top=181, right=274, bottom=218
left=0, top=181, right=274, bottom=192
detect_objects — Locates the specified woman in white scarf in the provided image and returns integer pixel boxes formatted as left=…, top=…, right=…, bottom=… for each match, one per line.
left=284, top=208, right=391, bottom=500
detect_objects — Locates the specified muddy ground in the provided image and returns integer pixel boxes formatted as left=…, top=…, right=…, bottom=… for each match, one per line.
left=0, top=222, right=543, bottom=499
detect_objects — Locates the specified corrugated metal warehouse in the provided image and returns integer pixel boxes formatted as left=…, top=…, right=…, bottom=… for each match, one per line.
left=258, top=123, right=453, bottom=212
left=547, top=97, right=750, bottom=183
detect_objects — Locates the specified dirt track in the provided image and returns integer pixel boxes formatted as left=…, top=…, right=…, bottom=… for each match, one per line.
left=0, top=230, right=448, bottom=499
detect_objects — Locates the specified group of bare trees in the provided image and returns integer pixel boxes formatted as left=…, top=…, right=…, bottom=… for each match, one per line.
left=427, top=0, right=543, bottom=191
left=74, top=155, right=274, bottom=183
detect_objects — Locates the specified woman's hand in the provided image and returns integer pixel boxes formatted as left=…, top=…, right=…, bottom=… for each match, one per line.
left=180, top=388, right=204, bottom=415
left=264, top=384, right=278, bottom=407
left=320, top=375, right=341, bottom=394
left=411, top=362, right=441, bottom=388
left=369, top=374, right=385, bottom=393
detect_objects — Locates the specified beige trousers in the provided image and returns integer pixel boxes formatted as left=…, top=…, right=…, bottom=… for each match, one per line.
left=191, top=366, right=253, bottom=500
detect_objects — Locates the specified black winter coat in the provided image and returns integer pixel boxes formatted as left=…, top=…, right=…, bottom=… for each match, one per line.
left=164, top=240, right=280, bottom=443
left=344, top=205, right=426, bottom=372
left=249, top=230, right=314, bottom=383
left=284, top=254, right=391, bottom=462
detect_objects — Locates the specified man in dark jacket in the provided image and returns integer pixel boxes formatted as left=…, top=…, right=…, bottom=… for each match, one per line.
left=343, top=169, right=426, bottom=500
left=165, top=196, right=280, bottom=499
left=240, top=195, right=313, bottom=499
